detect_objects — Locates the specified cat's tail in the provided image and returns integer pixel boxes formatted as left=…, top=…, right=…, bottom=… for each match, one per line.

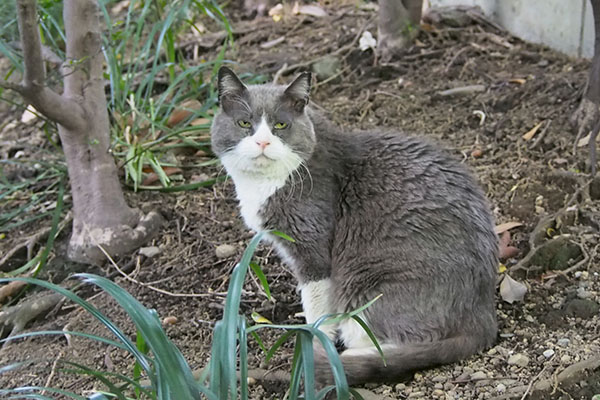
left=315, top=335, right=488, bottom=386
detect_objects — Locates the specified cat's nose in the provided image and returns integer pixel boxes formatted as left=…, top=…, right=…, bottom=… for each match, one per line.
left=256, top=140, right=270, bottom=150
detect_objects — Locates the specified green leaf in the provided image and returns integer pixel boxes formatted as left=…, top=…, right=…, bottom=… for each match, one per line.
left=249, top=262, right=272, bottom=300
left=270, top=230, right=296, bottom=243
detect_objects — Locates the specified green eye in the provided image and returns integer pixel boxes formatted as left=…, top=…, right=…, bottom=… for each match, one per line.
left=274, top=122, right=288, bottom=129
left=237, top=120, right=251, bottom=128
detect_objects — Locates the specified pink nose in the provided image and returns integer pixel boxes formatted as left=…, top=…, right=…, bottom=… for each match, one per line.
left=256, top=140, right=270, bottom=150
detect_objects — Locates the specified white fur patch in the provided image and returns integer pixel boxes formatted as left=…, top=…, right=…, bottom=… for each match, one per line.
left=338, top=313, right=375, bottom=349
left=300, top=279, right=337, bottom=339
left=220, top=116, right=302, bottom=232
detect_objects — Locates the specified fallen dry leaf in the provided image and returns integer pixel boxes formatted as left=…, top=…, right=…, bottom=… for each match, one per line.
left=167, top=99, right=202, bottom=127
left=498, top=231, right=520, bottom=260
left=190, top=117, right=212, bottom=126
left=509, top=78, right=526, bottom=84
left=495, top=221, right=523, bottom=234
left=295, top=4, right=327, bottom=17
left=0, top=281, right=27, bottom=304
left=522, top=121, right=543, bottom=141
left=500, top=274, right=527, bottom=303
left=471, top=148, right=484, bottom=158
left=142, top=166, right=183, bottom=186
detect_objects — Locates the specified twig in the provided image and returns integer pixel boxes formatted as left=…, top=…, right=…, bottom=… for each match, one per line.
left=41, top=353, right=63, bottom=396
left=272, top=63, right=288, bottom=84
left=444, top=46, right=470, bottom=73
left=530, top=119, right=552, bottom=150
left=520, top=365, right=548, bottom=400
left=314, top=66, right=351, bottom=89
left=97, top=244, right=246, bottom=298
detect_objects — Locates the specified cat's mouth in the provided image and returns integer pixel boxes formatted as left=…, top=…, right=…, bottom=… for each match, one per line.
left=252, top=154, right=276, bottom=164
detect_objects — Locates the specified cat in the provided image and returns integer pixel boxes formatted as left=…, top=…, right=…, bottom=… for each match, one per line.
left=210, top=66, right=498, bottom=385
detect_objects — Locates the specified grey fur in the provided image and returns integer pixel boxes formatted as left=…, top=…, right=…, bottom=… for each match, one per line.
left=211, top=67, right=498, bottom=385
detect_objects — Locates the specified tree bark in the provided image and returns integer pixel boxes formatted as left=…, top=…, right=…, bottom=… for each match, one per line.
left=377, top=0, right=423, bottom=62
left=5, top=0, right=163, bottom=265
left=571, top=0, right=600, bottom=174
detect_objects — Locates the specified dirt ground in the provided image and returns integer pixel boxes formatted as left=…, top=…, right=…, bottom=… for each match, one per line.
left=1, top=2, right=600, bottom=399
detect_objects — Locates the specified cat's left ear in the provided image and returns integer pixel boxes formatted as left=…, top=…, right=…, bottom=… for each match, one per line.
left=283, top=72, right=311, bottom=112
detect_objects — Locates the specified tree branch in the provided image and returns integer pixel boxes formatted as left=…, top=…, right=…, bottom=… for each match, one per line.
left=15, top=0, right=86, bottom=131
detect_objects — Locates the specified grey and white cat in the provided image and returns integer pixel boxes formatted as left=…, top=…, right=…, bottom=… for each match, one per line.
left=211, top=66, right=498, bottom=385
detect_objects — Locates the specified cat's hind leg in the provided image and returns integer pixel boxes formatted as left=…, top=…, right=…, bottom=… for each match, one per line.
left=299, top=279, right=337, bottom=340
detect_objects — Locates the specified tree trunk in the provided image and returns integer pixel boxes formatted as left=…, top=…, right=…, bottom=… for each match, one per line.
left=571, top=0, right=600, bottom=174
left=377, top=0, right=423, bottom=62
left=8, top=0, right=163, bottom=264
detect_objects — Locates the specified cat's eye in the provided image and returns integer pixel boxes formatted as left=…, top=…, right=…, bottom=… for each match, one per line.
left=237, top=120, right=252, bottom=128
left=273, top=122, right=288, bottom=130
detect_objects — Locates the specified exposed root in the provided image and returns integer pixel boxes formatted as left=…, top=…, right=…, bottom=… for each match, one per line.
left=0, top=292, right=63, bottom=350
left=67, top=210, right=165, bottom=266
left=571, top=97, right=600, bottom=175
left=0, top=212, right=72, bottom=270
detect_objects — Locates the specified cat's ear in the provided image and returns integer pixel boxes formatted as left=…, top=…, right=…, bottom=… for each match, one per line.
left=217, top=66, right=248, bottom=113
left=283, top=72, right=311, bottom=113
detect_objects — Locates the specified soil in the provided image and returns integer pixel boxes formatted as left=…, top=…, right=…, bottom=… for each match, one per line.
left=1, top=2, right=600, bottom=399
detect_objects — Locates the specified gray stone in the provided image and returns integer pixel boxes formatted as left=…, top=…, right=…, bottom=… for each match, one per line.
left=139, top=246, right=161, bottom=258
left=471, top=371, right=488, bottom=380
left=215, top=243, right=237, bottom=259
left=543, top=349, right=555, bottom=358
left=557, top=338, right=570, bottom=347
left=507, top=353, right=530, bottom=367
left=565, top=298, right=600, bottom=319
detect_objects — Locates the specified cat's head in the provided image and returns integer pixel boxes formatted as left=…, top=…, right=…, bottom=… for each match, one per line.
left=211, top=67, right=316, bottom=179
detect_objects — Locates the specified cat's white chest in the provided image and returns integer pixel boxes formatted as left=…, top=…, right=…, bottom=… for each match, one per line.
left=233, top=177, right=281, bottom=232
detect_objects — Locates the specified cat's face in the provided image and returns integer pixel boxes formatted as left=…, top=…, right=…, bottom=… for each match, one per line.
left=211, top=67, right=316, bottom=180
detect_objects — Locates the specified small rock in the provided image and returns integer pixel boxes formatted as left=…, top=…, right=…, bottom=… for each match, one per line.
left=408, top=392, right=425, bottom=399
left=394, top=383, right=406, bottom=392
left=561, top=355, right=571, bottom=363
left=543, top=349, right=555, bottom=358
left=471, top=371, right=487, bottom=380
left=162, top=316, right=178, bottom=325
left=507, top=353, right=529, bottom=367
left=434, top=383, right=443, bottom=389
left=312, top=55, right=341, bottom=81
left=565, top=298, right=600, bottom=319
left=538, top=59, right=549, bottom=67
left=576, top=287, right=592, bottom=299
left=496, top=383, right=506, bottom=393
left=215, top=244, right=237, bottom=259
left=444, top=382, right=454, bottom=390
left=139, top=246, right=161, bottom=258
left=432, top=375, right=447, bottom=382
left=432, top=389, right=445, bottom=397
left=557, top=338, right=570, bottom=347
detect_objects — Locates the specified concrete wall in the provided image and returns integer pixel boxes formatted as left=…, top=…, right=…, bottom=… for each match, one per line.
left=428, top=0, right=594, bottom=58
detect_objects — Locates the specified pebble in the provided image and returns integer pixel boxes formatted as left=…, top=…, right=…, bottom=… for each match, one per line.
left=434, top=383, right=443, bottom=390
left=471, top=371, right=487, bottom=380
left=561, top=355, right=571, bottom=363
left=507, top=353, right=530, bottom=367
left=577, top=287, right=592, bottom=299
left=394, top=383, right=406, bottom=391
left=496, top=383, right=506, bottom=393
left=543, top=349, right=555, bottom=358
left=432, top=389, right=445, bottom=397
left=408, top=391, right=425, bottom=399
left=432, top=375, right=447, bottom=382
left=557, top=338, right=570, bottom=347
left=215, top=244, right=237, bottom=259
left=139, top=246, right=161, bottom=258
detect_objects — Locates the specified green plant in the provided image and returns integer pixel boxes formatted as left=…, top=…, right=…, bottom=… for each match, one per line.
left=0, top=232, right=381, bottom=399
left=99, top=0, right=233, bottom=192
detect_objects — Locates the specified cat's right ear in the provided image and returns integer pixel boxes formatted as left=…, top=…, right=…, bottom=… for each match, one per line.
left=217, top=67, right=248, bottom=113
left=283, top=72, right=311, bottom=113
